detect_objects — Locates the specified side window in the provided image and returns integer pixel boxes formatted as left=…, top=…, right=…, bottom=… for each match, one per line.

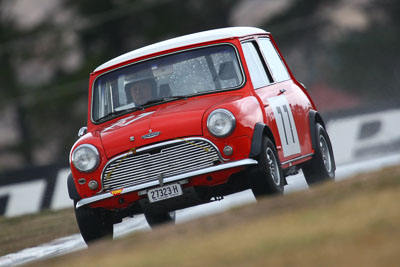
left=241, top=42, right=271, bottom=89
left=259, top=38, right=290, bottom=82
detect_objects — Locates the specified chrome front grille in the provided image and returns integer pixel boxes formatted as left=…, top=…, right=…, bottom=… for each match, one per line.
left=102, top=138, right=222, bottom=192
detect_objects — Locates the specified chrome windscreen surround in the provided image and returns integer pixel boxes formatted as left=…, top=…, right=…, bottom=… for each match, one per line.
left=91, top=43, right=246, bottom=125
left=101, top=137, right=226, bottom=193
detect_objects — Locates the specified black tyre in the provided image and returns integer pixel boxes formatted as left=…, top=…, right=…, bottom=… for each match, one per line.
left=302, top=123, right=335, bottom=186
left=250, top=136, right=284, bottom=198
left=74, top=201, right=113, bottom=245
left=144, top=211, right=176, bottom=228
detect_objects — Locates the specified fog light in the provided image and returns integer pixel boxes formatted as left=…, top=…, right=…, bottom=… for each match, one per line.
left=88, top=180, right=98, bottom=190
left=223, top=145, right=233, bottom=156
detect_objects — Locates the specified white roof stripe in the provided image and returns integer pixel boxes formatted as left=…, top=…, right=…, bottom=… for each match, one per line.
left=94, top=27, right=268, bottom=72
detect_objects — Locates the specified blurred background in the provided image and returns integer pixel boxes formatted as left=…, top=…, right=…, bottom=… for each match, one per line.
left=0, top=0, right=399, bottom=171
left=2, top=3, right=400, bottom=264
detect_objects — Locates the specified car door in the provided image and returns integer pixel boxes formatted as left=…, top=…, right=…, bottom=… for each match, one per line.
left=241, top=39, right=308, bottom=163
left=257, top=37, right=313, bottom=160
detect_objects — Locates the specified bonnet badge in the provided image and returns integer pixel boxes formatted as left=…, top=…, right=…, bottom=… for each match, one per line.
left=142, top=130, right=161, bottom=139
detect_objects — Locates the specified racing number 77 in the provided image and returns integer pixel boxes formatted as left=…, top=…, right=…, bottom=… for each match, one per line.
left=268, top=95, right=301, bottom=157
left=276, top=105, right=295, bottom=145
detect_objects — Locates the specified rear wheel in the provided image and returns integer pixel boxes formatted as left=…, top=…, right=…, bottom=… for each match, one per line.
left=250, top=136, right=284, bottom=198
left=144, top=211, right=176, bottom=228
left=302, top=123, right=335, bottom=186
left=74, top=201, right=113, bottom=245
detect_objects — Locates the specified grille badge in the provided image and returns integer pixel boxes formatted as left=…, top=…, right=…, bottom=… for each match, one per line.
left=130, top=136, right=135, bottom=142
left=158, top=173, right=165, bottom=186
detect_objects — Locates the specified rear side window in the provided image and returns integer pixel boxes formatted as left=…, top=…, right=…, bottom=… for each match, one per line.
left=242, top=42, right=271, bottom=89
left=259, top=38, right=290, bottom=82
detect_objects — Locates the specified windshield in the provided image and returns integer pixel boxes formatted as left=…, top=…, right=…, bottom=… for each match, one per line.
left=92, top=44, right=243, bottom=122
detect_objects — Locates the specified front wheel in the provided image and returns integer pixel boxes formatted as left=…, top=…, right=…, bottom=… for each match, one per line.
left=250, top=136, right=284, bottom=198
left=74, top=201, right=113, bottom=245
left=144, top=211, right=176, bottom=228
left=302, top=123, right=335, bottom=186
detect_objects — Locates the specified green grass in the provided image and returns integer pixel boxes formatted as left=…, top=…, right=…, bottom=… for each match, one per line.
left=0, top=208, right=78, bottom=256
left=26, top=164, right=400, bottom=267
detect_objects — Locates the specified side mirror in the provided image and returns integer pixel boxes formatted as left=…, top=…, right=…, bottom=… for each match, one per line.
left=78, top=126, right=87, bottom=137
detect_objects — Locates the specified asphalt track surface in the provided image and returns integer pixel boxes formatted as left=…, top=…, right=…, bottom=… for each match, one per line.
left=1, top=153, right=400, bottom=266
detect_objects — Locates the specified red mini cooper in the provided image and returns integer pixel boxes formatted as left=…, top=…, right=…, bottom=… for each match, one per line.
left=68, top=27, right=335, bottom=244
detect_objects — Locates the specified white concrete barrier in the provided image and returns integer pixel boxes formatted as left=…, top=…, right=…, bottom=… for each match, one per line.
left=327, top=109, right=400, bottom=165
left=0, top=167, right=72, bottom=217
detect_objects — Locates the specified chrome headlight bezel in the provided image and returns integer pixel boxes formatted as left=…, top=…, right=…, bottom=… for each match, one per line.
left=207, top=109, right=236, bottom=138
left=71, top=144, right=100, bottom=173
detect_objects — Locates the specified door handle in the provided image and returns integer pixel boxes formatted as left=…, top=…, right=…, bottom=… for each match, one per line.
left=279, top=88, right=286, bottom=95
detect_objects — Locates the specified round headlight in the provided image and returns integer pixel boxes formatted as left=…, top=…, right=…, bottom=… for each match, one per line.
left=72, top=144, right=100, bottom=173
left=207, top=109, right=236, bottom=137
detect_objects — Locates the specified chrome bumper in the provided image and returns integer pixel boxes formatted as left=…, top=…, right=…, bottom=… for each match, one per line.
left=76, top=158, right=258, bottom=209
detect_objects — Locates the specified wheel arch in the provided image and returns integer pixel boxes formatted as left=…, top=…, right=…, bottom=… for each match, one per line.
left=67, top=172, right=81, bottom=201
left=249, top=122, right=277, bottom=158
left=308, top=110, right=336, bottom=171
left=309, top=110, right=325, bottom=151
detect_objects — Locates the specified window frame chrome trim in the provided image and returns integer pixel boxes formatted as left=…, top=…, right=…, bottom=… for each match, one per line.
left=257, top=37, right=291, bottom=84
left=240, top=37, right=291, bottom=89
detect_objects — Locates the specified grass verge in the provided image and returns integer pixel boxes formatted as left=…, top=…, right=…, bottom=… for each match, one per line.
left=30, top=164, right=400, bottom=267
left=0, top=208, right=77, bottom=256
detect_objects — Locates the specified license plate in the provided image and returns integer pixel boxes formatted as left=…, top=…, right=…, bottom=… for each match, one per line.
left=147, top=183, right=183, bottom=203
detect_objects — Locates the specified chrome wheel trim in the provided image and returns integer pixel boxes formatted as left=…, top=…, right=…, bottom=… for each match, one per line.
left=319, top=135, right=332, bottom=173
left=266, top=147, right=280, bottom=186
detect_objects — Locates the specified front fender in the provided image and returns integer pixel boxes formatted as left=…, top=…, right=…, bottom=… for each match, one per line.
left=67, top=172, right=80, bottom=201
left=249, top=122, right=276, bottom=158
left=308, top=110, right=325, bottom=152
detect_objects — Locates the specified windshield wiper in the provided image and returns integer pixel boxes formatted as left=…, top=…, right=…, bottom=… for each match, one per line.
left=96, top=106, right=144, bottom=123
left=141, top=95, right=188, bottom=106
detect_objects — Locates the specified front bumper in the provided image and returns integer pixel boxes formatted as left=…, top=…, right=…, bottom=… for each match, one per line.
left=76, top=158, right=257, bottom=209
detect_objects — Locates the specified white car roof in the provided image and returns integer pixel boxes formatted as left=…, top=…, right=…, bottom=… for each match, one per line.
left=94, top=27, right=268, bottom=72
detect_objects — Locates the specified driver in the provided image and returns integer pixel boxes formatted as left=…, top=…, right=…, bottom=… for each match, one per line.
left=128, top=80, right=153, bottom=106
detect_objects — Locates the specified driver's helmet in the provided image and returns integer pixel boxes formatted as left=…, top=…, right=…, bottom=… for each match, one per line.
left=124, top=69, right=156, bottom=103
